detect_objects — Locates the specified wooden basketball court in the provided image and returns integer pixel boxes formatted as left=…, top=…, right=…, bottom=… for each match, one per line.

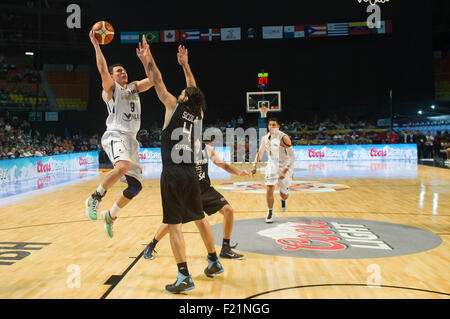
left=0, top=163, right=449, bottom=299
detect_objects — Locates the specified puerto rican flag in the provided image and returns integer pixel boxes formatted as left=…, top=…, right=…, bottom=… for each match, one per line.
left=305, top=24, right=327, bottom=37
left=160, top=30, right=179, bottom=42
left=179, top=29, right=200, bottom=41
left=200, top=28, right=221, bottom=41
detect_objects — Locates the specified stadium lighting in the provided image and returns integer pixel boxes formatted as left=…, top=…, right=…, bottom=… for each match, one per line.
left=431, top=105, right=435, bottom=109
left=25, top=52, right=34, bottom=56
left=418, top=110, right=423, bottom=115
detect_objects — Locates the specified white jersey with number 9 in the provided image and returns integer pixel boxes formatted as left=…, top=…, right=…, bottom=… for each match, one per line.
left=103, top=82, right=141, bottom=135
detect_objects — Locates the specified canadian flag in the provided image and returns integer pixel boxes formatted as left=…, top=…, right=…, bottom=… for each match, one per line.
left=160, top=30, right=179, bottom=42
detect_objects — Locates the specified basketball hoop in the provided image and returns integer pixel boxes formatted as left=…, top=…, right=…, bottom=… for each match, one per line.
left=259, top=107, right=269, bottom=118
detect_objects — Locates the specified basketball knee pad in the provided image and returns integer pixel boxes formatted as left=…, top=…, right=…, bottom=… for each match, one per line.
left=123, top=176, right=142, bottom=199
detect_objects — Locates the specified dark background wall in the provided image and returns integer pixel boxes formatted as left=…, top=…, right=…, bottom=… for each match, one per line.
left=82, top=0, right=432, bottom=131
left=1, top=0, right=435, bottom=135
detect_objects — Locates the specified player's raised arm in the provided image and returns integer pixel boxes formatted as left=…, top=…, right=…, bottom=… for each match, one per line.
left=134, top=39, right=154, bottom=93
left=138, top=36, right=177, bottom=111
left=89, top=30, right=115, bottom=95
left=177, top=45, right=197, bottom=88
left=208, top=146, right=250, bottom=176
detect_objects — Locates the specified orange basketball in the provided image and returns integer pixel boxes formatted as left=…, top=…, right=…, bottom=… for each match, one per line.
left=92, top=21, right=114, bottom=45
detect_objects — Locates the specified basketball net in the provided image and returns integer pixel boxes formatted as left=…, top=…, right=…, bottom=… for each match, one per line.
left=259, top=107, right=269, bottom=119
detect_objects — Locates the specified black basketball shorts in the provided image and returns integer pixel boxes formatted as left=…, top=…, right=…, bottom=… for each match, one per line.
left=160, top=165, right=204, bottom=224
left=201, top=186, right=229, bottom=216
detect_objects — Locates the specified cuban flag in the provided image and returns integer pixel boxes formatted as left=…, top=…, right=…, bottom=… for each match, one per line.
left=179, top=29, right=200, bottom=41
left=327, top=23, right=349, bottom=37
left=160, top=30, right=179, bottom=42
left=305, top=24, right=327, bottom=37
left=284, top=25, right=305, bottom=38
left=200, top=28, right=221, bottom=41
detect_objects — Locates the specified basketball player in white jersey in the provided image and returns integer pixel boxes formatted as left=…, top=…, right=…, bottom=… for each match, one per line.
left=85, top=30, right=154, bottom=238
left=251, top=118, right=295, bottom=223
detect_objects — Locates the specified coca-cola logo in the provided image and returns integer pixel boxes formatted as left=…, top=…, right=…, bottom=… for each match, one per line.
left=370, top=147, right=387, bottom=157
left=211, top=217, right=442, bottom=259
left=37, top=160, right=51, bottom=173
left=308, top=148, right=325, bottom=158
left=79, top=156, right=88, bottom=165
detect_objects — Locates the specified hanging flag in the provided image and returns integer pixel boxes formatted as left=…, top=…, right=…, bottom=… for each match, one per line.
left=120, top=32, right=140, bottom=44
left=327, top=23, right=349, bottom=37
left=246, top=27, right=256, bottom=39
left=284, top=26, right=305, bottom=38
left=349, top=22, right=371, bottom=35
left=262, top=26, right=283, bottom=39
left=179, top=29, right=200, bottom=41
left=141, top=31, right=160, bottom=43
left=370, top=20, right=392, bottom=34
left=305, top=24, right=327, bottom=37
left=221, top=27, right=241, bottom=41
left=160, top=30, right=179, bottom=42
left=200, top=28, right=221, bottom=41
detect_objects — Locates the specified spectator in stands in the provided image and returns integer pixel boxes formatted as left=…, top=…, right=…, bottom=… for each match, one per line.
left=414, top=131, right=426, bottom=159
left=433, top=131, right=442, bottom=159
left=23, top=146, right=33, bottom=157
left=237, top=115, right=244, bottom=126
left=400, top=130, right=413, bottom=144
left=34, top=147, right=44, bottom=157
left=388, top=130, right=399, bottom=144
left=425, top=130, right=434, bottom=159
left=89, top=134, right=99, bottom=150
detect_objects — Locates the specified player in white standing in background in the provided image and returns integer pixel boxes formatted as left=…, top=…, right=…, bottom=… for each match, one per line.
left=251, top=118, right=295, bottom=223
left=85, top=30, right=154, bottom=238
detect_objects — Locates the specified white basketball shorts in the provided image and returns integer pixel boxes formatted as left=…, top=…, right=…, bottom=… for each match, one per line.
left=101, top=130, right=142, bottom=183
left=264, top=164, right=293, bottom=195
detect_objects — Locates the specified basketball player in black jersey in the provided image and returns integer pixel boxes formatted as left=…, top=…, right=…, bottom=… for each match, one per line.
left=138, top=37, right=223, bottom=293
left=143, top=142, right=249, bottom=261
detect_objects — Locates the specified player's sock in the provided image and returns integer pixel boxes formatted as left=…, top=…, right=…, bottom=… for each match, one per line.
left=151, top=238, right=159, bottom=247
left=96, top=184, right=106, bottom=197
left=281, top=199, right=286, bottom=211
left=266, top=209, right=274, bottom=223
left=177, top=262, right=189, bottom=276
left=207, top=252, right=218, bottom=262
left=109, top=202, right=120, bottom=218
left=222, top=238, right=230, bottom=247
